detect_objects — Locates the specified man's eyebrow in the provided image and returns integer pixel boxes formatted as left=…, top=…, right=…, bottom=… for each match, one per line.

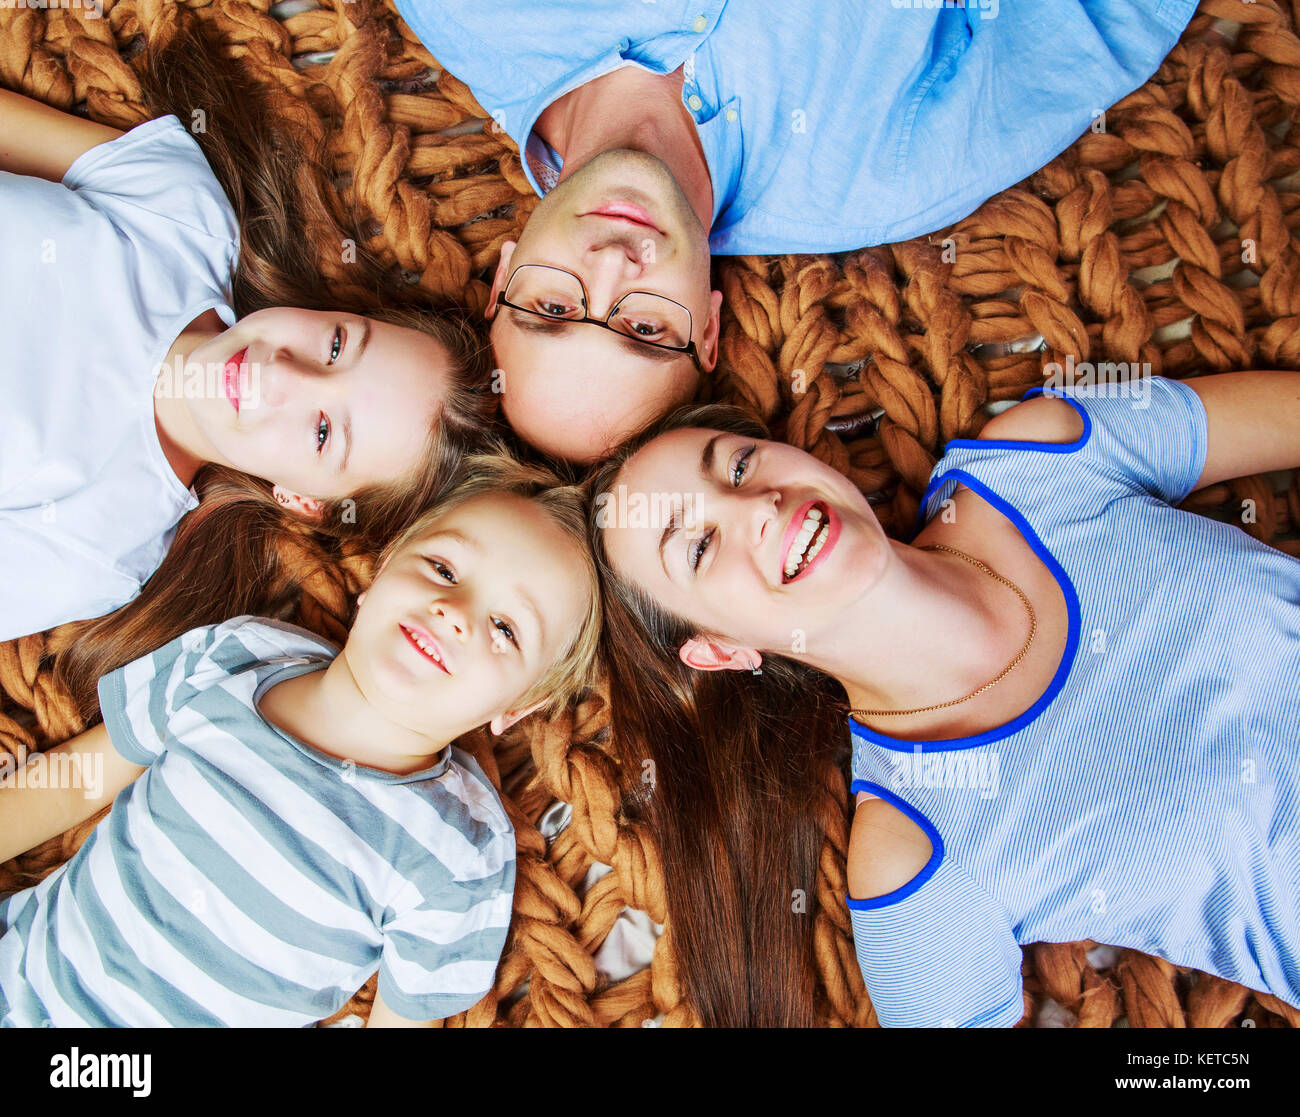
left=504, top=310, right=690, bottom=365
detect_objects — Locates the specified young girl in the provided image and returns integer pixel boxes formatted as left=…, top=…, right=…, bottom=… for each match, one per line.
left=587, top=370, right=1300, bottom=1027
left=0, top=19, right=494, bottom=645
left=0, top=453, right=601, bottom=1026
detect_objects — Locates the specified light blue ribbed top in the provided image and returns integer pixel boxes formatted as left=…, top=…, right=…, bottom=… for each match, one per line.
left=848, top=377, right=1300, bottom=1027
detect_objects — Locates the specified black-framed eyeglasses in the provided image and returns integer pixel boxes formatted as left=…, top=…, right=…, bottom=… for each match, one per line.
left=496, top=264, right=704, bottom=372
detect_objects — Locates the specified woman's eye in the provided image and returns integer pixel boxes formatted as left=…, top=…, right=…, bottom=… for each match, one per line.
left=316, top=414, right=330, bottom=453
left=491, top=617, right=519, bottom=649
left=425, top=557, right=456, bottom=582
left=689, top=527, right=714, bottom=574
left=328, top=326, right=343, bottom=364
left=730, top=446, right=755, bottom=486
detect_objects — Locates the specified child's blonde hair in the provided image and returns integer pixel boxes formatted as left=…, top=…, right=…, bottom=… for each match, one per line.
left=373, top=447, right=602, bottom=720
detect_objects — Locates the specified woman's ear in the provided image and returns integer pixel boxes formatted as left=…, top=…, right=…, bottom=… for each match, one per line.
left=272, top=485, right=325, bottom=521
left=679, top=637, right=762, bottom=673
left=489, top=698, right=546, bottom=736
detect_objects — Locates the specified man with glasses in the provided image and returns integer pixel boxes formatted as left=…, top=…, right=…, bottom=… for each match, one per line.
left=394, top=0, right=1197, bottom=463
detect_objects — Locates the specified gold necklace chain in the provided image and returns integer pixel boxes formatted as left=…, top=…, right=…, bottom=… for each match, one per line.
left=850, top=543, right=1037, bottom=719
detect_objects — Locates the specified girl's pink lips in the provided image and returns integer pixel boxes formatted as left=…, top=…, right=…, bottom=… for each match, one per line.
left=223, top=347, right=248, bottom=413
left=583, top=203, right=664, bottom=235
left=399, top=623, right=452, bottom=675
left=779, top=500, right=839, bottom=584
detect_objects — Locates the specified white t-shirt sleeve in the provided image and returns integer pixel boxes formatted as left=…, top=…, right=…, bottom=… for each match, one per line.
left=61, top=115, right=240, bottom=259
left=0, top=513, right=140, bottom=643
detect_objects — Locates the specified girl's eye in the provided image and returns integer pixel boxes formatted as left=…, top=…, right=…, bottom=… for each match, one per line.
left=689, top=527, right=714, bottom=574
left=328, top=326, right=343, bottom=364
left=538, top=301, right=574, bottom=318
left=316, top=414, right=330, bottom=454
left=492, top=617, right=519, bottom=649
left=730, top=445, right=755, bottom=486
left=425, top=557, right=456, bottom=583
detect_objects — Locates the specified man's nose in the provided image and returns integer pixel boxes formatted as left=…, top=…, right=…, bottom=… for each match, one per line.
left=581, top=240, right=648, bottom=314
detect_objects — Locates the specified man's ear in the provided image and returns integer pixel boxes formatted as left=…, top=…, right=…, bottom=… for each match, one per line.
left=484, top=240, right=517, bottom=321
left=679, top=636, right=761, bottom=673
left=489, top=698, right=547, bottom=736
left=700, top=288, right=724, bottom=371
left=272, top=485, right=325, bottom=521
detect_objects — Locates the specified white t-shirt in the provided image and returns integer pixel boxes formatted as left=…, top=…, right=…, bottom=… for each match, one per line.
left=0, top=115, right=239, bottom=641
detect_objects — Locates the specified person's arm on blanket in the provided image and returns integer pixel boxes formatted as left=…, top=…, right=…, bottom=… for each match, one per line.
left=0, top=89, right=122, bottom=182
left=0, top=722, right=145, bottom=864
left=365, top=991, right=438, bottom=1028
left=1184, top=370, right=1300, bottom=490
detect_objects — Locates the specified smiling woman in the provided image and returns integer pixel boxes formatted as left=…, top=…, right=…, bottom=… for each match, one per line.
left=587, top=373, right=1300, bottom=1027
left=0, top=15, right=495, bottom=716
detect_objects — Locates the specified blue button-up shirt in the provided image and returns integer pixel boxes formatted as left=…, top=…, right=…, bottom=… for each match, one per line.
left=394, top=0, right=1197, bottom=254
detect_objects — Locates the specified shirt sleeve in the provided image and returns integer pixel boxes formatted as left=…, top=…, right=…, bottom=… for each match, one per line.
left=60, top=115, right=239, bottom=261
left=95, top=621, right=234, bottom=766
left=0, top=515, right=140, bottom=643
left=376, top=853, right=516, bottom=1021
left=1039, top=374, right=1209, bottom=506
left=849, top=855, right=1024, bottom=1028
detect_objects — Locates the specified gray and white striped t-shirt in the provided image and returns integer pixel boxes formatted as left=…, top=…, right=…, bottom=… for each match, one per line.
left=0, top=616, right=515, bottom=1027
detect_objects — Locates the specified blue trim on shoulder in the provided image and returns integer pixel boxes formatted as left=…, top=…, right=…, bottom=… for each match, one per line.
left=845, top=779, right=944, bottom=911
left=854, top=469, right=1082, bottom=753
left=912, top=389, right=1092, bottom=540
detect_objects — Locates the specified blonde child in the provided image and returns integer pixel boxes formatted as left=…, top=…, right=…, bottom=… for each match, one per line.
left=0, top=454, right=600, bottom=1026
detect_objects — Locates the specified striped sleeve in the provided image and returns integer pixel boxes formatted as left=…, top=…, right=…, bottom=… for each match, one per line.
left=1046, top=375, right=1209, bottom=506
left=376, top=853, right=515, bottom=1021
left=95, top=623, right=227, bottom=766
left=849, top=856, right=1024, bottom=1028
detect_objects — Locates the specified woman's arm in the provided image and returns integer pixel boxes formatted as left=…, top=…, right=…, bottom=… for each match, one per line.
left=365, top=991, right=438, bottom=1028
left=0, top=89, right=122, bottom=181
left=0, top=722, right=145, bottom=864
left=1184, top=370, right=1300, bottom=491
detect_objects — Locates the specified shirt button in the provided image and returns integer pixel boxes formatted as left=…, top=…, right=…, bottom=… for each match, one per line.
left=725, top=108, right=738, bottom=123
left=688, top=94, right=704, bottom=112
left=692, top=15, right=708, bottom=32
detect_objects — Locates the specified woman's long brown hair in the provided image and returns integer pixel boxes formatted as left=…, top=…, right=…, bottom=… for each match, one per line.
left=52, top=15, right=496, bottom=722
left=585, top=404, right=851, bottom=1027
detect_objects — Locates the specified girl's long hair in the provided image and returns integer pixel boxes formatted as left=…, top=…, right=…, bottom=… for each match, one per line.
left=52, top=16, right=496, bottom=722
left=585, top=405, right=851, bottom=1027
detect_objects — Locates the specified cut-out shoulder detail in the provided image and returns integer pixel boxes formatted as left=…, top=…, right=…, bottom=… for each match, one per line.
left=848, top=798, right=934, bottom=902
left=977, top=395, right=1085, bottom=445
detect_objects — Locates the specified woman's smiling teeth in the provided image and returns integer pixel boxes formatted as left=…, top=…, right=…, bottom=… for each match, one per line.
left=784, top=506, right=828, bottom=581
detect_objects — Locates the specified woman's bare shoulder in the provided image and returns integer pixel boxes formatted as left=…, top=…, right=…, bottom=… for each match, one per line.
left=976, top=395, right=1084, bottom=445
left=847, top=796, right=934, bottom=902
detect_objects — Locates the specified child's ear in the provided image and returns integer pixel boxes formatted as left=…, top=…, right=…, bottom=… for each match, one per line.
left=679, top=637, right=762, bottom=673
left=488, top=698, right=547, bottom=736
left=273, top=485, right=325, bottom=521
